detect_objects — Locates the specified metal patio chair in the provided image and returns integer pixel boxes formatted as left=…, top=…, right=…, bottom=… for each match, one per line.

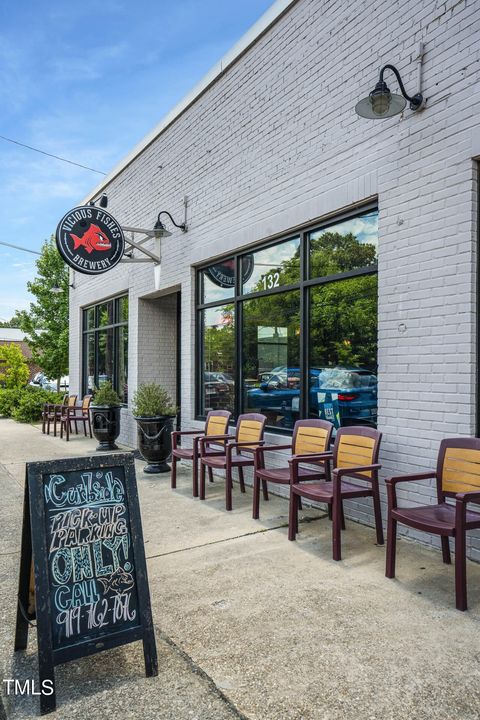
left=385, top=437, right=480, bottom=611
left=199, top=413, right=267, bottom=511
left=252, top=419, right=334, bottom=519
left=171, top=410, right=231, bottom=496
left=288, top=426, right=383, bottom=560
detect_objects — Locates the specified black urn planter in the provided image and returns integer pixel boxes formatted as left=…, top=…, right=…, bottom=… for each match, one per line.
left=134, top=415, right=174, bottom=473
left=90, top=405, right=121, bottom=451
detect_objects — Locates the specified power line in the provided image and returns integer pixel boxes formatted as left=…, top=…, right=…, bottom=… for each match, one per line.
left=0, top=240, right=41, bottom=255
left=0, top=134, right=107, bottom=175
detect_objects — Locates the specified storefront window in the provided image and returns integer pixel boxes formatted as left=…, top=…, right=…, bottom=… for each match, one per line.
left=82, top=295, right=128, bottom=402
left=242, top=291, right=300, bottom=429
left=196, top=206, right=378, bottom=430
left=242, top=237, right=300, bottom=294
left=200, top=305, right=235, bottom=413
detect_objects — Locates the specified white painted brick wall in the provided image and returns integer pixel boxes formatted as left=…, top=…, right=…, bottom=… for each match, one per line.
left=70, top=0, right=480, bottom=558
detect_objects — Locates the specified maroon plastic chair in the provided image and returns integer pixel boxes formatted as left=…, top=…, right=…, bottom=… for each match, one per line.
left=288, top=426, right=383, bottom=560
left=199, top=413, right=267, bottom=511
left=386, top=437, right=480, bottom=611
left=41, top=393, right=68, bottom=436
left=171, top=410, right=231, bottom=497
left=60, top=395, right=92, bottom=440
left=252, top=419, right=334, bottom=519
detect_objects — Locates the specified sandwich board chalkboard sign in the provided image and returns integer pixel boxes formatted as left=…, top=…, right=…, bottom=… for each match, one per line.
left=14, top=453, right=157, bottom=714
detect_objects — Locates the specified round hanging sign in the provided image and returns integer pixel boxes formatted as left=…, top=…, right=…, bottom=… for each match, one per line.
left=56, top=206, right=125, bottom=275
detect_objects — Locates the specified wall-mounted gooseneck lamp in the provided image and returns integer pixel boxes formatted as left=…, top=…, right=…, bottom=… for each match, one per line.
left=355, top=63, right=424, bottom=119
left=153, top=210, right=188, bottom=239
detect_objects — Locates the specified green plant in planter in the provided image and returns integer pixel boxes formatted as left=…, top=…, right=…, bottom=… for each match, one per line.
left=131, top=383, right=176, bottom=417
left=92, top=381, right=122, bottom=407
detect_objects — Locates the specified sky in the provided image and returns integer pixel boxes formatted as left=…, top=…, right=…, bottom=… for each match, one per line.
left=0, top=0, right=274, bottom=322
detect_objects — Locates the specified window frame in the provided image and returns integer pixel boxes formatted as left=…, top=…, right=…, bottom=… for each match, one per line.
left=82, top=294, right=129, bottom=403
left=195, top=202, right=378, bottom=431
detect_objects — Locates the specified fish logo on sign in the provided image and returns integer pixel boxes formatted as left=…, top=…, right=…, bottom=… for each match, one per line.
left=56, top=205, right=125, bottom=275
left=70, top=224, right=112, bottom=254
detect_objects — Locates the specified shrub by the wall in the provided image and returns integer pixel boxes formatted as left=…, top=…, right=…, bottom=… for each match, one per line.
left=0, top=387, right=62, bottom=423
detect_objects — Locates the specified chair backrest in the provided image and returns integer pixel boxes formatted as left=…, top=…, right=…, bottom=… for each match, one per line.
left=292, top=419, right=333, bottom=457
left=205, top=410, right=231, bottom=437
left=82, top=394, right=93, bottom=413
left=67, top=394, right=78, bottom=407
left=61, top=393, right=68, bottom=405
left=333, top=426, right=382, bottom=479
left=437, top=437, right=480, bottom=498
left=235, top=413, right=267, bottom=449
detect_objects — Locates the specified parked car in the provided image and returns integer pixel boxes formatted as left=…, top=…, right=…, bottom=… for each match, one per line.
left=204, top=371, right=233, bottom=410
left=29, top=373, right=69, bottom=393
left=246, top=366, right=377, bottom=427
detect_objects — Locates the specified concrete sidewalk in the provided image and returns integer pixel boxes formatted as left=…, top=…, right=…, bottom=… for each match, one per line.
left=1, top=418, right=480, bottom=719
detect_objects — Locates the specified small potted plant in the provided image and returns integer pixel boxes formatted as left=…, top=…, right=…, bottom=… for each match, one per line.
left=90, top=381, right=122, bottom=451
left=131, top=383, right=176, bottom=473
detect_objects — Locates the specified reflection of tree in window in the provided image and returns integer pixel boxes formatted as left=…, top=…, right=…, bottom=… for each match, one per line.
left=310, top=229, right=377, bottom=277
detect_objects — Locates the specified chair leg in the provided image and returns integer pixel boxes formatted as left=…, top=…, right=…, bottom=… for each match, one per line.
left=88, top=418, right=92, bottom=438
left=238, top=466, right=246, bottom=493
left=288, top=492, right=298, bottom=540
left=83, top=420, right=87, bottom=437
left=385, top=514, right=397, bottom=578
left=192, top=455, right=199, bottom=498
left=261, top=479, right=269, bottom=501
left=298, top=496, right=302, bottom=510
left=441, top=536, right=451, bottom=565
left=171, top=456, right=177, bottom=489
left=60, top=420, right=63, bottom=440
left=208, top=466, right=214, bottom=483
left=372, top=485, right=384, bottom=545
left=340, top=502, right=346, bottom=531
left=328, top=504, right=332, bottom=521
left=253, top=472, right=260, bottom=519
left=199, top=462, right=206, bottom=500
left=226, top=467, right=233, bottom=511
left=332, top=495, right=342, bottom=561
left=455, top=529, right=467, bottom=611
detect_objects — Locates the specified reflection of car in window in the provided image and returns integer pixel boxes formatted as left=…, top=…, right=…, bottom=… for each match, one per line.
left=204, top=371, right=234, bottom=410
left=246, top=366, right=377, bottom=428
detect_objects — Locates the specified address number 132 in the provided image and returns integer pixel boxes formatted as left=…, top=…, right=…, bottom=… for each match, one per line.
left=262, top=272, right=280, bottom=290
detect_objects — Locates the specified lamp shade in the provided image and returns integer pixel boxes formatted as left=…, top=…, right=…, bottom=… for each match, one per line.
left=355, top=87, right=407, bottom=119
left=153, top=219, right=172, bottom=239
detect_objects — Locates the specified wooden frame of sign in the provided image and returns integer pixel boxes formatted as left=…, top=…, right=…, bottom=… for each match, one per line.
left=14, top=453, right=158, bottom=714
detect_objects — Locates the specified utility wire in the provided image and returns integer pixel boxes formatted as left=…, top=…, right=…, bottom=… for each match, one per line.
left=0, top=134, right=107, bottom=175
left=0, top=240, right=41, bottom=255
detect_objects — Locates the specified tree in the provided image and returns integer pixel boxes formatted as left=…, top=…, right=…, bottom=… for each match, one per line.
left=0, top=343, right=29, bottom=388
left=17, top=236, right=69, bottom=387
left=0, top=311, right=24, bottom=328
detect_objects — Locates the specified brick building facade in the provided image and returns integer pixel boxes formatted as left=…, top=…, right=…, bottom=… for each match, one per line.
left=69, top=0, right=480, bottom=558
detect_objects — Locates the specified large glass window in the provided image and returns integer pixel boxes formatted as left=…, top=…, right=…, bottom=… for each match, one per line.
left=83, top=295, right=128, bottom=403
left=200, top=305, right=235, bottom=413
left=196, top=206, right=378, bottom=431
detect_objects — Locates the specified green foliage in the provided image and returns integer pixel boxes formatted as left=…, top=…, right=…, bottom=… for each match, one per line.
left=0, top=386, right=61, bottom=422
left=131, top=383, right=176, bottom=417
left=16, top=236, right=69, bottom=385
left=92, top=381, right=122, bottom=407
left=0, top=343, right=30, bottom=388
left=0, top=311, right=24, bottom=328
left=0, top=388, right=23, bottom=416
left=12, top=388, right=62, bottom=423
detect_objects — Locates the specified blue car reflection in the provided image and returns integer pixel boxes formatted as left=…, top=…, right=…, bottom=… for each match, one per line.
left=246, top=366, right=377, bottom=428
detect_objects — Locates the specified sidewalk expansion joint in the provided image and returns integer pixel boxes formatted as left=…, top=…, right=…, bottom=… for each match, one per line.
left=156, top=626, right=251, bottom=720
left=146, top=513, right=327, bottom=560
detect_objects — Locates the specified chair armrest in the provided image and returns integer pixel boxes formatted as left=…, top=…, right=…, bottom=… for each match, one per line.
left=171, top=430, right=205, bottom=449
left=172, top=430, right=205, bottom=437
left=456, top=491, right=480, bottom=504
left=199, top=433, right=231, bottom=456
left=227, top=440, right=265, bottom=459
left=289, top=451, right=333, bottom=466
left=385, top=472, right=436, bottom=487
left=334, top=463, right=381, bottom=479
left=254, top=444, right=292, bottom=469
